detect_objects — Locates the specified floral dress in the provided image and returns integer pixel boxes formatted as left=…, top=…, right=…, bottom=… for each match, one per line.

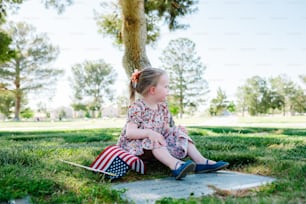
left=117, top=99, right=193, bottom=159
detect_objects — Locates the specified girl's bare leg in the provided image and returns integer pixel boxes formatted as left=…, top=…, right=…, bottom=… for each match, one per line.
left=152, top=147, right=182, bottom=170
left=187, top=142, right=216, bottom=164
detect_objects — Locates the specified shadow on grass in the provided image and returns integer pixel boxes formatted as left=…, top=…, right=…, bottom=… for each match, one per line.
left=190, top=134, right=304, bottom=171
left=284, top=144, right=306, bottom=160
left=0, top=129, right=121, bottom=143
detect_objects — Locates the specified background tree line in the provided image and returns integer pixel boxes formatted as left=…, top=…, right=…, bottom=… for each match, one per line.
left=1, top=1, right=305, bottom=120
left=0, top=20, right=305, bottom=120
left=236, top=75, right=305, bottom=116
left=210, top=75, right=306, bottom=116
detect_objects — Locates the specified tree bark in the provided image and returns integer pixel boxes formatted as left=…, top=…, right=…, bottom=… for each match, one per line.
left=119, top=0, right=151, bottom=76
left=14, top=91, right=21, bottom=121
left=14, top=60, right=21, bottom=121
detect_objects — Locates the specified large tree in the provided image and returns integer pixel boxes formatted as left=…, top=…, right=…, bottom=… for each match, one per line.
left=160, top=38, right=208, bottom=117
left=70, top=59, right=117, bottom=118
left=0, top=22, right=62, bottom=120
left=96, top=0, right=199, bottom=75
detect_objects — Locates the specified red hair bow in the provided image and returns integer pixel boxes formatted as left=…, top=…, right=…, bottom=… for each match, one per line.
left=131, top=69, right=141, bottom=88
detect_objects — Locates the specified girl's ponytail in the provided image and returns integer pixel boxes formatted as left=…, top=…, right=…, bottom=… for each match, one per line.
left=129, top=80, right=136, bottom=103
left=129, top=69, right=141, bottom=104
left=129, top=68, right=165, bottom=104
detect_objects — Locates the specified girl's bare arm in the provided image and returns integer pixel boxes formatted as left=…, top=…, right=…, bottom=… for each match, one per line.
left=126, top=122, right=166, bottom=147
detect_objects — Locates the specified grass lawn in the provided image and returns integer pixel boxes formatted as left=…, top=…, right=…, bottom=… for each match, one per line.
left=0, top=126, right=305, bottom=203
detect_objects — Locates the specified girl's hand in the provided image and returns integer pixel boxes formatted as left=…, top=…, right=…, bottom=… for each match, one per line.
left=148, top=130, right=167, bottom=148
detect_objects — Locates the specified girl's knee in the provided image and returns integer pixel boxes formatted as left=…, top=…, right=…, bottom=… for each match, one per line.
left=152, top=146, right=168, bottom=155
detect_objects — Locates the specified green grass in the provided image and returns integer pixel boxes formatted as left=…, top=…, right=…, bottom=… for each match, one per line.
left=0, top=126, right=305, bottom=203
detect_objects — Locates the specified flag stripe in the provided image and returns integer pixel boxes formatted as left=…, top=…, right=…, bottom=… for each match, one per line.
left=98, top=148, right=123, bottom=170
left=91, top=146, right=120, bottom=169
left=91, top=145, right=115, bottom=169
left=90, top=145, right=145, bottom=177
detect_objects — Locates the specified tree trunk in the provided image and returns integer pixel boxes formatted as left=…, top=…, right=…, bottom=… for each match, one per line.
left=119, top=0, right=151, bottom=76
left=14, top=60, right=21, bottom=121
left=14, top=91, right=21, bottom=121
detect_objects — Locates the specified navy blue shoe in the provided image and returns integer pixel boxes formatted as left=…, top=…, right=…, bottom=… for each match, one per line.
left=195, top=160, right=229, bottom=173
left=172, top=160, right=196, bottom=180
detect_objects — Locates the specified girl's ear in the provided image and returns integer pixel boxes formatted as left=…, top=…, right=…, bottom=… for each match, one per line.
left=149, top=86, right=156, bottom=95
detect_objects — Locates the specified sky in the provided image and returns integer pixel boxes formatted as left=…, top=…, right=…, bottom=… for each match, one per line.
left=7, top=0, right=306, bottom=109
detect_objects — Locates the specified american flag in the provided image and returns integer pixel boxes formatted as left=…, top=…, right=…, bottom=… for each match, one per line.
left=90, top=145, right=145, bottom=179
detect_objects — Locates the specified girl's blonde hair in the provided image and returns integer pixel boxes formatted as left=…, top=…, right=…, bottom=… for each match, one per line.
left=130, top=67, right=166, bottom=103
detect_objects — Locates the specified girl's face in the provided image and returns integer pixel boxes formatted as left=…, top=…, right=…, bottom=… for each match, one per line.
left=154, top=74, right=169, bottom=102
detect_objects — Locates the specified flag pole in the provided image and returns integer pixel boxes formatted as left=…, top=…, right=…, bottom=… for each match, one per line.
left=59, top=159, right=117, bottom=177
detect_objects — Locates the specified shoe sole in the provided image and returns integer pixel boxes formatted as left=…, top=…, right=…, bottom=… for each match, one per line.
left=195, top=163, right=229, bottom=174
left=175, top=162, right=196, bottom=180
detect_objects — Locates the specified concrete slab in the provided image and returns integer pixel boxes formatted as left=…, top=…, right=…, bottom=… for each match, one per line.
left=2, top=196, right=31, bottom=204
left=112, top=171, right=276, bottom=204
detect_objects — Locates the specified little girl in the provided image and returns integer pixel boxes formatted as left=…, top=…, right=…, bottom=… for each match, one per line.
left=117, top=68, right=229, bottom=180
